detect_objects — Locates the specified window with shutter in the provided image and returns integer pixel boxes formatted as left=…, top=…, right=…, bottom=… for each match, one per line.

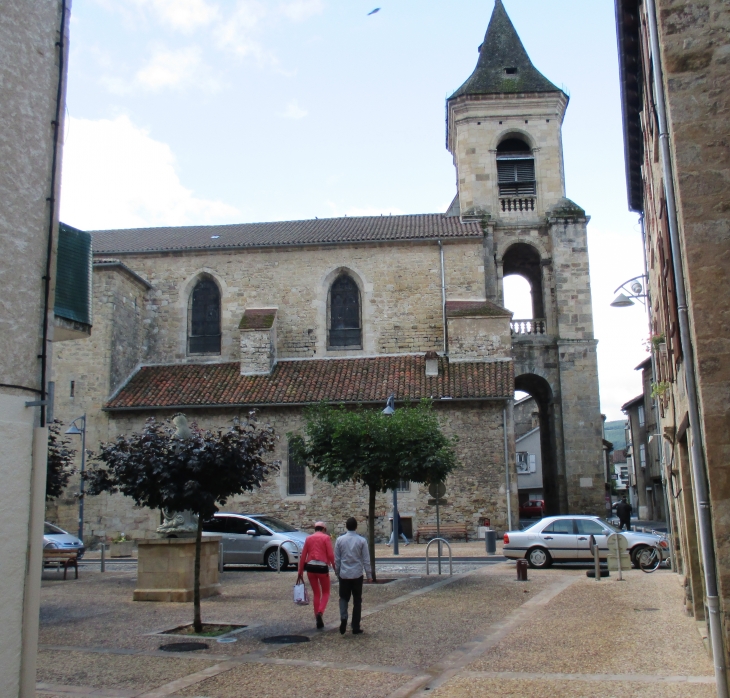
left=329, top=274, right=361, bottom=348
left=496, top=137, right=536, bottom=197
left=188, top=277, right=221, bottom=354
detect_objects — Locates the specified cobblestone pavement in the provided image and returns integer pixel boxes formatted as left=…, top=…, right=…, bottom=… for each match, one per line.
left=36, top=561, right=715, bottom=698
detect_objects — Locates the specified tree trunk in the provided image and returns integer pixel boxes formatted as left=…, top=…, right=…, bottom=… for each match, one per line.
left=368, top=485, right=377, bottom=583
left=193, top=514, right=203, bottom=633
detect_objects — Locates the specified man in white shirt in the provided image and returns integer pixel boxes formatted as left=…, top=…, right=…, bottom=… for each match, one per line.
left=334, top=517, right=372, bottom=635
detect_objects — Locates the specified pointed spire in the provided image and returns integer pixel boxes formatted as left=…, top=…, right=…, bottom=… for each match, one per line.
left=449, top=0, right=561, bottom=99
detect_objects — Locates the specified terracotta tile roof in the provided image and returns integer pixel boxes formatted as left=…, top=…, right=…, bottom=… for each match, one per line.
left=105, top=355, right=514, bottom=410
left=91, top=214, right=483, bottom=255
left=445, top=300, right=512, bottom=318
left=239, top=308, right=277, bottom=330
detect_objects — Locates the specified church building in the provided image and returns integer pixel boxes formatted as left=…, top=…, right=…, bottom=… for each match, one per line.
left=49, top=0, right=605, bottom=544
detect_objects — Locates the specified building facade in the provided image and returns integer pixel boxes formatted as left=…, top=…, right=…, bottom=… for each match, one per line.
left=616, top=0, right=730, bottom=682
left=49, top=0, right=605, bottom=545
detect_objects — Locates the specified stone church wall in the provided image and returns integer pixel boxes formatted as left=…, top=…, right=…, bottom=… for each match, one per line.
left=47, top=401, right=515, bottom=544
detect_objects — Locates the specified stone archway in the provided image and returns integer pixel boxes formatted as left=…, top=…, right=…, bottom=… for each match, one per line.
left=515, top=373, right=561, bottom=516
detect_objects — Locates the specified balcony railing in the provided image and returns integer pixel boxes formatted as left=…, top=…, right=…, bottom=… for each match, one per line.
left=500, top=197, right=535, bottom=212
left=511, top=319, right=546, bottom=335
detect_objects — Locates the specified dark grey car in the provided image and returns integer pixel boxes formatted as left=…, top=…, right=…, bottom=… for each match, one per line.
left=202, top=513, right=309, bottom=571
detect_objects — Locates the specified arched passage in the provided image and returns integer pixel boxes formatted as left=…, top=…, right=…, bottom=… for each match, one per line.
left=514, top=373, right=561, bottom=516
left=503, top=243, right=544, bottom=320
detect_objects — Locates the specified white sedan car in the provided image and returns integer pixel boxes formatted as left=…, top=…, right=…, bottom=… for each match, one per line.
left=503, top=515, right=669, bottom=569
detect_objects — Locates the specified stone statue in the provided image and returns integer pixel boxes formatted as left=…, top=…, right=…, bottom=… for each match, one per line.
left=156, top=414, right=199, bottom=538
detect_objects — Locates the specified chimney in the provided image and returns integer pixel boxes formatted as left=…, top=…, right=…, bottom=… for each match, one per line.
left=239, top=308, right=277, bottom=375
left=425, top=351, right=439, bottom=377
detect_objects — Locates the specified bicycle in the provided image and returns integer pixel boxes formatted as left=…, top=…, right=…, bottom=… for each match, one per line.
left=637, top=540, right=667, bottom=573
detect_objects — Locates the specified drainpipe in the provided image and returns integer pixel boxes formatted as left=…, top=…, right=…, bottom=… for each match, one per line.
left=438, top=240, right=448, bottom=354
left=503, top=408, right=512, bottom=531
left=646, top=1, right=727, bottom=693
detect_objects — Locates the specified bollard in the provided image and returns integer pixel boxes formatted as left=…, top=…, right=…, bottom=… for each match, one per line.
left=485, top=529, right=497, bottom=555
left=100, top=544, right=105, bottom=573
left=516, top=559, right=528, bottom=581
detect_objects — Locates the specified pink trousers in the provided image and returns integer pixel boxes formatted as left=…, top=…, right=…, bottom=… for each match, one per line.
left=307, top=571, right=331, bottom=616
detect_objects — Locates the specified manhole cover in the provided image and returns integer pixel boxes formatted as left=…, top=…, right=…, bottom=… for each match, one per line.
left=262, top=635, right=310, bottom=644
left=159, top=642, right=209, bottom=652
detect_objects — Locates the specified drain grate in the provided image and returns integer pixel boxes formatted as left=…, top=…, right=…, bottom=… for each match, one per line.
left=262, top=635, right=310, bottom=644
left=159, top=642, right=209, bottom=652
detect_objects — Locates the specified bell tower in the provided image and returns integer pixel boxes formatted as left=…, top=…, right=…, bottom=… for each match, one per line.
left=446, top=0, right=605, bottom=516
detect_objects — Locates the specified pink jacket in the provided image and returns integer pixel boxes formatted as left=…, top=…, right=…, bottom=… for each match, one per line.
left=298, top=531, right=335, bottom=575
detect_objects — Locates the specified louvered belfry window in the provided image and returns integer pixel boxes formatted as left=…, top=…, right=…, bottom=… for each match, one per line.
left=329, top=274, right=361, bottom=348
left=189, top=277, right=221, bottom=354
left=496, top=137, right=536, bottom=197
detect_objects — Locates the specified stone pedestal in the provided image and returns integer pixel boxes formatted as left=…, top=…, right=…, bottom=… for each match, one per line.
left=133, top=537, right=221, bottom=602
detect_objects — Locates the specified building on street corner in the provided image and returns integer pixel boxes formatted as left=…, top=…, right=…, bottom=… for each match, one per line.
left=615, top=0, right=730, bottom=689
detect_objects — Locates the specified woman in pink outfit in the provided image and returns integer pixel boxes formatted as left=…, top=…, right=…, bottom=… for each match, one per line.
left=297, top=521, right=335, bottom=629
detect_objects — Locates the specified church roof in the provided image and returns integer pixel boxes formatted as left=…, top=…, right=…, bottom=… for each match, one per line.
left=449, top=0, right=561, bottom=100
left=105, top=355, right=514, bottom=410
left=90, top=214, right=483, bottom=255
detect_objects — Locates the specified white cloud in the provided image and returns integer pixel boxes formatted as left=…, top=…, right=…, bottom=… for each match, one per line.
left=135, top=0, right=220, bottom=32
left=60, top=115, right=239, bottom=230
left=215, top=0, right=270, bottom=61
left=135, top=46, right=205, bottom=90
left=279, top=0, right=325, bottom=22
left=280, top=100, right=308, bottom=119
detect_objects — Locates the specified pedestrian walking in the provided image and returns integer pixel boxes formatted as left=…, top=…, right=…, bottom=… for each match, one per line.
left=616, top=497, right=632, bottom=531
left=297, top=521, right=335, bottom=629
left=387, top=512, right=409, bottom=546
left=334, top=517, right=372, bottom=635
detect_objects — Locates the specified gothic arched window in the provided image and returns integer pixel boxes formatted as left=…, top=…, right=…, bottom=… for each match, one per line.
left=496, top=137, right=535, bottom=197
left=288, top=438, right=307, bottom=496
left=329, top=274, right=361, bottom=348
left=188, top=276, right=221, bottom=354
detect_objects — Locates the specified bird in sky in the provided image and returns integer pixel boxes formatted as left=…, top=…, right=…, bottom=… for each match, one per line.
left=368, top=8, right=380, bottom=15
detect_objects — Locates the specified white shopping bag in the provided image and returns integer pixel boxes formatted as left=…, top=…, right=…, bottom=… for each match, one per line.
left=293, top=582, right=310, bottom=606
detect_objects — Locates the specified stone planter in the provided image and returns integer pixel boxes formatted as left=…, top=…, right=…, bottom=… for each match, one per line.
left=134, top=537, right=221, bottom=602
left=110, top=541, right=134, bottom=558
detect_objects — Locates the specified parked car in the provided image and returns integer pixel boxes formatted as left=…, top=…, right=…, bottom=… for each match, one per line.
left=202, top=513, right=309, bottom=571
left=503, top=515, right=669, bottom=569
left=519, top=499, right=545, bottom=519
left=44, top=522, right=85, bottom=558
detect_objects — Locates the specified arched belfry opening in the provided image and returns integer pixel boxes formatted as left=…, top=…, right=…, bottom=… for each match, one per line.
left=496, top=137, right=536, bottom=198
left=503, top=243, right=544, bottom=322
left=515, top=373, right=561, bottom=516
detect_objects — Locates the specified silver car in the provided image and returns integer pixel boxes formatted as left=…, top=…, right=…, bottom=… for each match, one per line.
left=44, top=522, right=85, bottom=558
left=202, top=513, right=309, bottom=571
left=503, top=515, right=669, bottom=569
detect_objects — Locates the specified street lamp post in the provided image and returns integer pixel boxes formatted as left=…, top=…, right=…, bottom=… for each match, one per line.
left=382, top=394, right=399, bottom=556
left=65, top=415, right=86, bottom=542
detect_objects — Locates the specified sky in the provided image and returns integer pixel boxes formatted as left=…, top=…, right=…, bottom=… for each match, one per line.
left=59, top=0, right=649, bottom=420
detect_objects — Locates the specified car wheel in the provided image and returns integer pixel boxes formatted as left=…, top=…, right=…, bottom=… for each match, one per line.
left=266, top=548, right=288, bottom=571
left=526, top=547, right=552, bottom=569
left=631, top=546, right=651, bottom=569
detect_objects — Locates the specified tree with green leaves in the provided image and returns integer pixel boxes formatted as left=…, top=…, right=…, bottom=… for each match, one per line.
left=87, top=413, right=277, bottom=632
left=291, top=400, right=457, bottom=581
left=47, top=420, right=77, bottom=500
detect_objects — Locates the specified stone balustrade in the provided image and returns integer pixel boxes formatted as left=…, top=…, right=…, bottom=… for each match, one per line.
left=510, top=319, right=547, bottom=335
left=500, top=197, right=536, bottom=212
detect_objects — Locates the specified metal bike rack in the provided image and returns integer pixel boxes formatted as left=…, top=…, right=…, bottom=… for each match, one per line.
left=425, top=538, right=452, bottom=576
left=276, top=538, right=300, bottom=574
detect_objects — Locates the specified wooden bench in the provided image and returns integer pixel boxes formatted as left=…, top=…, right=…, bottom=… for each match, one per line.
left=416, top=524, right=469, bottom=544
left=43, top=549, right=78, bottom=580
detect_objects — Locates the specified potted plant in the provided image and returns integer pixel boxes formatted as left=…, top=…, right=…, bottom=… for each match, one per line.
left=651, top=381, right=671, bottom=400
left=110, top=533, right=134, bottom=558
left=651, top=333, right=667, bottom=357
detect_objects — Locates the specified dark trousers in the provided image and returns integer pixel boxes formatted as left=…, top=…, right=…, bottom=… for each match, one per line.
left=619, top=517, right=631, bottom=531
left=339, top=576, right=364, bottom=629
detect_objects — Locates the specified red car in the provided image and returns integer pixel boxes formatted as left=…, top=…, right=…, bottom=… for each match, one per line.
left=519, top=499, right=545, bottom=518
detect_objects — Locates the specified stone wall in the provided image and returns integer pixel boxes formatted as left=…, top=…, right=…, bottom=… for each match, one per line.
left=48, top=401, right=516, bottom=544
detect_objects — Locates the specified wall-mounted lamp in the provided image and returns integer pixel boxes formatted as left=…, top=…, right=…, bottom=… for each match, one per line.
left=610, top=275, right=648, bottom=308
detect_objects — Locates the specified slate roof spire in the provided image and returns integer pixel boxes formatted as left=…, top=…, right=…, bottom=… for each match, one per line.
left=449, top=0, right=561, bottom=99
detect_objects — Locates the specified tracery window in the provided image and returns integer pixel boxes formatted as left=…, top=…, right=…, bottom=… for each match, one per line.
left=496, top=137, right=536, bottom=197
left=188, top=276, right=221, bottom=354
left=329, top=274, right=361, bottom=348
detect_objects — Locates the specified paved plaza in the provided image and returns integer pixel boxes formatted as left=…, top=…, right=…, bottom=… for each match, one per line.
left=37, top=547, right=715, bottom=697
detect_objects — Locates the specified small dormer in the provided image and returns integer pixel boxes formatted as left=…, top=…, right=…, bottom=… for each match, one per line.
left=239, top=308, right=277, bottom=375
